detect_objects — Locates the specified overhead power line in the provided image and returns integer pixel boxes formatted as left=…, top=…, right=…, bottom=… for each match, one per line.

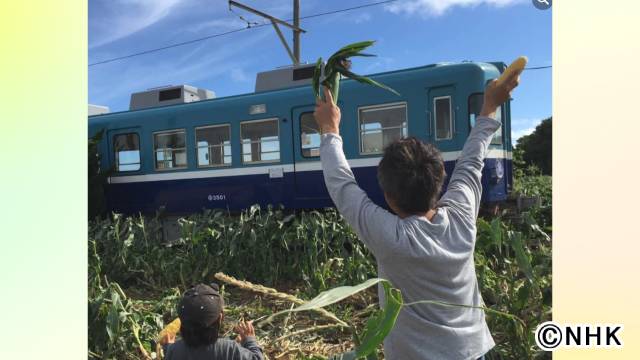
left=523, top=65, right=552, bottom=70
left=88, top=0, right=553, bottom=72
left=89, top=0, right=400, bottom=67
left=89, top=28, right=252, bottom=67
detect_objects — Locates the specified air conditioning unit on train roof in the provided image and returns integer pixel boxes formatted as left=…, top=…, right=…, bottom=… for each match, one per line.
left=88, top=104, right=110, bottom=116
left=255, top=63, right=322, bottom=92
left=129, top=84, right=215, bottom=111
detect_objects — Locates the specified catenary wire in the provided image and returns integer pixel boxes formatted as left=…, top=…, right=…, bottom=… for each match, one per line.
left=89, top=0, right=401, bottom=67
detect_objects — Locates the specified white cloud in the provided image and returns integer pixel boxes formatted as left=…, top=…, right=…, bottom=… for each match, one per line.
left=230, top=68, right=251, bottom=83
left=512, top=127, right=535, bottom=142
left=384, top=0, right=526, bottom=17
left=89, top=29, right=271, bottom=108
left=362, top=56, right=395, bottom=73
left=186, top=18, right=248, bottom=33
left=89, top=0, right=183, bottom=49
left=511, top=117, right=545, bottom=142
left=353, top=13, right=373, bottom=24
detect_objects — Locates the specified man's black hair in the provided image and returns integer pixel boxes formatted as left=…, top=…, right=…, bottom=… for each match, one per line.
left=377, top=137, right=445, bottom=214
left=180, top=319, right=221, bottom=348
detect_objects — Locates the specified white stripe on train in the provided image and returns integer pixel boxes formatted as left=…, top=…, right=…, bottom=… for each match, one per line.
left=109, top=149, right=512, bottom=184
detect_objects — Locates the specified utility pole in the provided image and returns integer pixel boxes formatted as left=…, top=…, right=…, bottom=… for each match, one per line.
left=293, top=0, right=300, bottom=64
left=228, top=0, right=305, bottom=66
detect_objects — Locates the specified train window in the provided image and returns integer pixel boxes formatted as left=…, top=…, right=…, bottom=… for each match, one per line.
left=358, top=103, right=408, bottom=154
left=196, top=125, right=232, bottom=167
left=240, top=119, right=280, bottom=164
left=113, top=133, right=141, bottom=172
left=468, top=93, right=503, bottom=145
left=154, top=130, right=187, bottom=170
left=434, top=96, right=452, bottom=140
left=300, top=113, right=321, bottom=157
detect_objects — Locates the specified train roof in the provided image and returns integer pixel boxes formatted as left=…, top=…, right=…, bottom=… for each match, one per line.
left=88, top=61, right=502, bottom=124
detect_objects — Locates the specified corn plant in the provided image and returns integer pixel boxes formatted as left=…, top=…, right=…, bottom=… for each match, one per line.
left=312, top=41, right=399, bottom=103
left=89, top=207, right=377, bottom=296
left=265, top=277, right=522, bottom=360
left=89, top=174, right=551, bottom=359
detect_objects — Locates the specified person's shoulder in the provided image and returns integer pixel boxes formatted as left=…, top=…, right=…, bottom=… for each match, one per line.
left=437, top=199, right=476, bottom=224
left=164, top=339, right=188, bottom=358
left=215, top=338, right=244, bottom=350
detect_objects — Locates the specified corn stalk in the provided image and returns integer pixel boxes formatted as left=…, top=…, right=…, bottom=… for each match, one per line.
left=313, top=41, right=400, bottom=103
left=214, top=272, right=349, bottom=328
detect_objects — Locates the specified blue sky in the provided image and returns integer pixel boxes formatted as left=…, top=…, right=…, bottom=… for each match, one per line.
left=89, top=0, right=551, bottom=141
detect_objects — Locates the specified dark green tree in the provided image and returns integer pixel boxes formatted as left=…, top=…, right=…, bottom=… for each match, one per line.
left=515, top=117, right=552, bottom=175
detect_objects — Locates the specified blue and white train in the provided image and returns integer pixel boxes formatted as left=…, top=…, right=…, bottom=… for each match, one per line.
left=88, top=61, right=513, bottom=214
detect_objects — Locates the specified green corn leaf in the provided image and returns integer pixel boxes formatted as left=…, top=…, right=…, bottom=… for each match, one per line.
left=315, top=40, right=398, bottom=104
left=294, top=277, right=383, bottom=312
left=354, top=281, right=403, bottom=358
left=272, top=277, right=402, bottom=360
left=329, top=72, right=341, bottom=103
left=476, top=218, right=490, bottom=234
left=336, top=40, right=376, bottom=52
left=105, top=292, right=122, bottom=341
left=490, top=218, right=503, bottom=250
left=334, top=64, right=400, bottom=96
left=327, top=41, right=376, bottom=64
left=348, top=53, right=376, bottom=58
left=313, top=57, right=323, bottom=100
left=403, top=299, right=524, bottom=327
left=263, top=278, right=387, bottom=326
left=508, top=231, right=535, bottom=282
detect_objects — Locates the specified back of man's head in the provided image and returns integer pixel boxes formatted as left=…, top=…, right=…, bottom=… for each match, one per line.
left=178, top=283, right=224, bottom=348
left=377, top=137, right=445, bottom=215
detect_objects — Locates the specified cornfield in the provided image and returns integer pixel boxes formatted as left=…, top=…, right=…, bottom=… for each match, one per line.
left=88, top=175, right=552, bottom=359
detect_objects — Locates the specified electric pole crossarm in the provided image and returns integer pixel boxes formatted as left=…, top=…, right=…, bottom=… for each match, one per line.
left=228, top=0, right=305, bottom=66
left=270, top=21, right=297, bottom=64
left=228, top=0, right=306, bottom=33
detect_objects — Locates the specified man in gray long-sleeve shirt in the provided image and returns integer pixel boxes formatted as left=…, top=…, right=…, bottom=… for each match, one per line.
left=313, top=71, right=521, bottom=359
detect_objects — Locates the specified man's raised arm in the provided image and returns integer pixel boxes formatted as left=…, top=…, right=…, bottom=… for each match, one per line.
left=315, top=87, right=399, bottom=258
left=439, top=72, right=521, bottom=219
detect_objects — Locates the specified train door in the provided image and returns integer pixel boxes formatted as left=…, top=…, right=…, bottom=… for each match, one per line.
left=107, top=127, right=144, bottom=174
left=291, top=105, right=331, bottom=208
left=106, top=126, right=146, bottom=213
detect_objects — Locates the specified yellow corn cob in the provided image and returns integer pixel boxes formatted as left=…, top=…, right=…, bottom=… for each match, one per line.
left=496, top=56, right=527, bottom=86
left=157, top=318, right=181, bottom=341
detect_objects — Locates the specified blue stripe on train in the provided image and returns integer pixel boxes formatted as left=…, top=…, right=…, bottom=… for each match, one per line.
left=106, top=159, right=511, bottom=214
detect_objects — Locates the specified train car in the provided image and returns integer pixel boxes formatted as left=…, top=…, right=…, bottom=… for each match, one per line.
left=88, top=61, right=513, bottom=215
